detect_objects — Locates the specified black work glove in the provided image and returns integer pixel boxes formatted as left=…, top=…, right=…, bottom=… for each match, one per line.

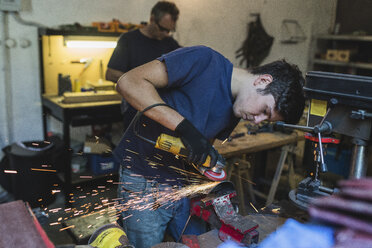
left=175, top=118, right=218, bottom=167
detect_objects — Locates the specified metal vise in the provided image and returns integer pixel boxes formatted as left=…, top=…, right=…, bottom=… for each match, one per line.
left=190, top=182, right=259, bottom=245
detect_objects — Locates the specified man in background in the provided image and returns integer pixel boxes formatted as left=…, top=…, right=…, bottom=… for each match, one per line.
left=106, top=1, right=181, bottom=131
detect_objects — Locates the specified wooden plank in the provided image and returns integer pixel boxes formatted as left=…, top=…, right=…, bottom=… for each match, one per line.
left=63, top=91, right=122, bottom=104
left=43, top=95, right=121, bottom=109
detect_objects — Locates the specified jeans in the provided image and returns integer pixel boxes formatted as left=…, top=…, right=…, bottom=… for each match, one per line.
left=117, top=168, right=206, bottom=248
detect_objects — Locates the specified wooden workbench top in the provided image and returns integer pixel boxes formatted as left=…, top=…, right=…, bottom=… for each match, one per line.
left=42, top=94, right=121, bottom=109
left=214, top=121, right=304, bottom=158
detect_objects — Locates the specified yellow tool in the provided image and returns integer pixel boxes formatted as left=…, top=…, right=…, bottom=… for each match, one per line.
left=155, top=133, right=227, bottom=181
left=132, top=104, right=227, bottom=181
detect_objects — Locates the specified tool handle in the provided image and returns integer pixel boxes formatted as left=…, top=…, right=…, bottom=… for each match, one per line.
left=155, top=133, right=212, bottom=167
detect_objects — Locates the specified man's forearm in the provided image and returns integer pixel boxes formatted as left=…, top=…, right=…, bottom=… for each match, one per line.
left=116, top=61, right=184, bottom=131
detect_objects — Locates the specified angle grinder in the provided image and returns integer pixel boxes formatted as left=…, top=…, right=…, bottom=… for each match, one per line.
left=132, top=103, right=227, bottom=181
left=155, top=133, right=227, bottom=181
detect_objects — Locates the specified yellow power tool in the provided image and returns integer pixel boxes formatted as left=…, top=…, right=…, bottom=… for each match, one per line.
left=155, top=133, right=227, bottom=181
left=132, top=103, right=227, bottom=181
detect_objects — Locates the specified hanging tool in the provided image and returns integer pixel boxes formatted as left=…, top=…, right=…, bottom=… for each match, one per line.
left=133, top=104, right=227, bottom=181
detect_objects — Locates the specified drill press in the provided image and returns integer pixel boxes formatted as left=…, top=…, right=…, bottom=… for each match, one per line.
left=278, top=71, right=372, bottom=209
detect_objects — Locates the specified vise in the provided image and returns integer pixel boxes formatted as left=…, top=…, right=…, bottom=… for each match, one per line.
left=190, top=182, right=259, bottom=245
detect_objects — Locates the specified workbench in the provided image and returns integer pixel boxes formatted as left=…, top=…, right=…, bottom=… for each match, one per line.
left=41, top=95, right=122, bottom=204
left=214, top=121, right=304, bottom=214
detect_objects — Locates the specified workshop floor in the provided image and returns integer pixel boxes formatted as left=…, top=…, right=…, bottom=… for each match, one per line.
left=41, top=176, right=309, bottom=247
left=42, top=180, right=118, bottom=246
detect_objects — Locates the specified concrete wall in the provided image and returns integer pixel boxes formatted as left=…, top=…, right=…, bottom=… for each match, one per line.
left=0, top=0, right=337, bottom=152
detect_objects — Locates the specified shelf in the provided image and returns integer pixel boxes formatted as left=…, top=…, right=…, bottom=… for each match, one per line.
left=38, top=28, right=122, bottom=37
left=315, top=34, right=372, bottom=42
left=313, top=59, right=372, bottom=70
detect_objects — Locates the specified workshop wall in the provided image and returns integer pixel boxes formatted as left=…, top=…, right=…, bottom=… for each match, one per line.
left=0, top=0, right=337, bottom=153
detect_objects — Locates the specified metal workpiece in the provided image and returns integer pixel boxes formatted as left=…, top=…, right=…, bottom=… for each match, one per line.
left=213, top=194, right=259, bottom=244
left=211, top=155, right=226, bottom=173
left=190, top=181, right=259, bottom=246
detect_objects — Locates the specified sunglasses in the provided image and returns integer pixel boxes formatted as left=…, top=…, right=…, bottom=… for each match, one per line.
left=156, top=21, right=175, bottom=33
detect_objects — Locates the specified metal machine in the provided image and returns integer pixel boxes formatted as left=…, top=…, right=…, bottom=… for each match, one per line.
left=278, top=71, right=372, bottom=209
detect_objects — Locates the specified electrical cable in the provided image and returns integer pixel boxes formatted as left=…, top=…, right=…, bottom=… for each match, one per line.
left=10, top=12, right=47, bottom=28
left=133, top=103, right=175, bottom=145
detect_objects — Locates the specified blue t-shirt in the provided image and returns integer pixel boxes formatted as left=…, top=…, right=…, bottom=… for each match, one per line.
left=113, top=46, right=239, bottom=185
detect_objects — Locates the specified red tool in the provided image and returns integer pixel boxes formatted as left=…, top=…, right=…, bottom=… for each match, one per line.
left=190, top=182, right=259, bottom=245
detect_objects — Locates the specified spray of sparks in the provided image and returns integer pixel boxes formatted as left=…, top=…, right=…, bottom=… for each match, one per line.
left=45, top=177, right=219, bottom=235
left=14, top=135, right=258, bottom=238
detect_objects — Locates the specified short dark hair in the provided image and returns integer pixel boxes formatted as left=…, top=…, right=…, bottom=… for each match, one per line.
left=251, top=60, right=305, bottom=124
left=151, top=1, right=179, bottom=22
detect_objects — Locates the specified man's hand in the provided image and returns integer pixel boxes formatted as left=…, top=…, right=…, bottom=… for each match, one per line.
left=175, top=119, right=218, bottom=167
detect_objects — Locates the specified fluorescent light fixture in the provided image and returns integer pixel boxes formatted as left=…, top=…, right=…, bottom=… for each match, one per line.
left=65, top=41, right=117, bottom=48
left=64, top=36, right=117, bottom=48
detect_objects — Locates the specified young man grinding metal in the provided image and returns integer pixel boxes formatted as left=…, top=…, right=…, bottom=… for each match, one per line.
left=114, top=45, right=305, bottom=248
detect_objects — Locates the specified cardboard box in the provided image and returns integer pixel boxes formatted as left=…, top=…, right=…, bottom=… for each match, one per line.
left=326, top=49, right=338, bottom=61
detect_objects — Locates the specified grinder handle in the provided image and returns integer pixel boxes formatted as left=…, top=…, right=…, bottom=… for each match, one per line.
left=155, top=133, right=213, bottom=167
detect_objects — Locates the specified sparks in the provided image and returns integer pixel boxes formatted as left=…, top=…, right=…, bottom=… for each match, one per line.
left=250, top=202, right=259, bottom=213
left=31, top=168, right=57, bottom=172
left=59, top=225, right=75, bottom=231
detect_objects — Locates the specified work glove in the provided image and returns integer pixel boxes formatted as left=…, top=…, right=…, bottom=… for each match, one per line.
left=175, top=118, right=218, bottom=167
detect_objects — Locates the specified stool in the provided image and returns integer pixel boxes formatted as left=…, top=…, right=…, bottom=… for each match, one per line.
left=226, top=155, right=256, bottom=216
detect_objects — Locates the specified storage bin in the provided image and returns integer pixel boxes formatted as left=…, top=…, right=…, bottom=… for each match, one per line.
left=89, top=153, right=119, bottom=175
